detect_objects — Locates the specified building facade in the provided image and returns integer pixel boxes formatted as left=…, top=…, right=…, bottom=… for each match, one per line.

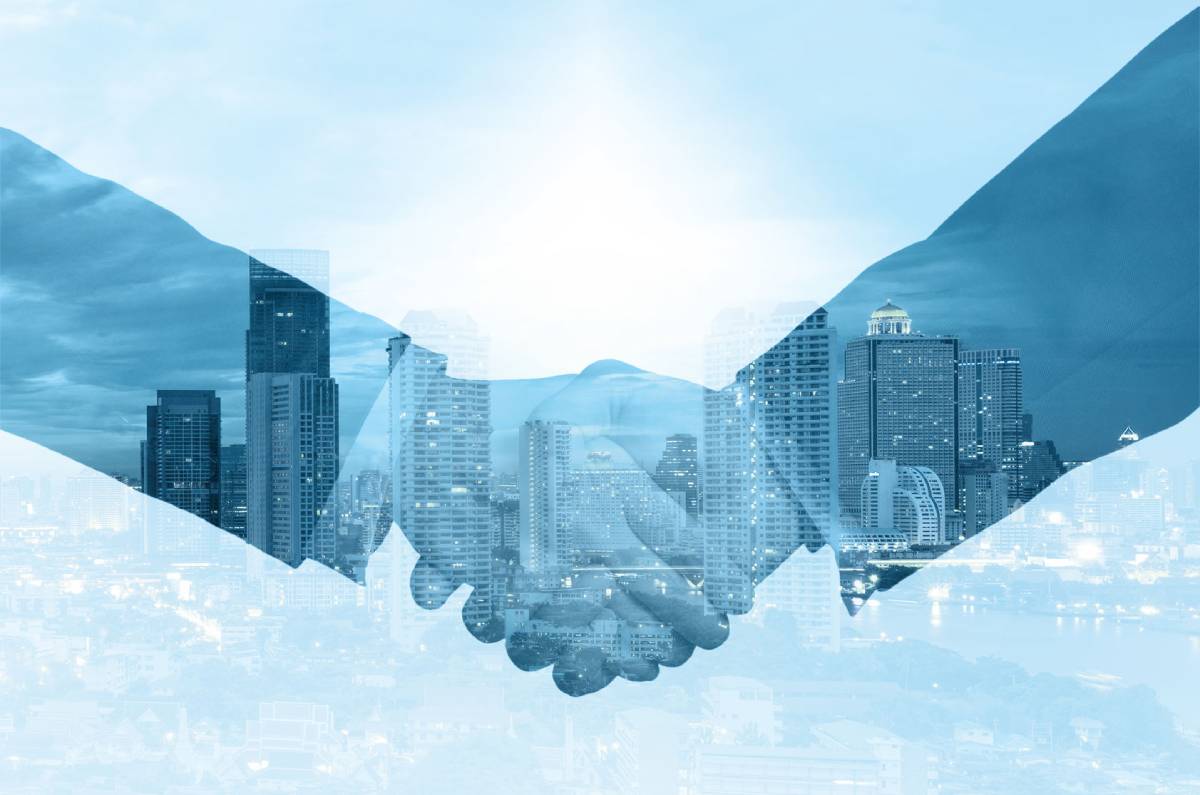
left=957, top=348, right=1023, bottom=501
left=960, top=459, right=1008, bottom=539
left=245, top=251, right=340, bottom=568
left=838, top=302, right=958, bottom=526
left=246, top=373, right=339, bottom=566
left=219, top=443, right=247, bottom=539
left=143, top=390, right=221, bottom=526
left=388, top=334, right=493, bottom=631
left=702, top=307, right=836, bottom=614
left=518, top=419, right=572, bottom=577
left=653, top=433, right=700, bottom=523
left=859, top=458, right=945, bottom=546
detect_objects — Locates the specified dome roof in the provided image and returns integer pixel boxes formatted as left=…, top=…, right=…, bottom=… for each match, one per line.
left=870, top=300, right=909, bottom=319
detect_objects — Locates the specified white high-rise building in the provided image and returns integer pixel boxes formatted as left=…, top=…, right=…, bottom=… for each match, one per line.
left=860, top=458, right=945, bottom=546
left=568, top=463, right=685, bottom=557
left=388, top=334, right=493, bottom=631
left=399, top=309, right=491, bottom=380
left=518, top=420, right=571, bottom=576
left=702, top=307, right=836, bottom=615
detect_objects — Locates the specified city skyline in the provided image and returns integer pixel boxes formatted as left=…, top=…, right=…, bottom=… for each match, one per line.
left=0, top=6, right=1195, bottom=698
left=0, top=3, right=1197, bottom=788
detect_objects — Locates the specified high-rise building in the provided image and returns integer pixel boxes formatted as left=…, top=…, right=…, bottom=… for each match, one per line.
left=397, top=309, right=491, bottom=380
left=388, top=335, right=493, bottom=631
left=960, top=459, right=1008, bottom=539
left=703, top=301, right=820, bottom=388
left=838, top=301, right=958, bottom=525
left=518, top=419, right=572, bottom=576
left=246, top=373, right=339, bottom=566
left=957, top=349, right=1023, bottom=500
left=702, top=308, right=836, bottom=614
left=219, top=443, right=247, bottom=539
left=1087, top=434, right=1149, bottom=497
left=653, top=433, right=700, bottom=521
left=349, top=469, right=390, bottom=554
left=489, top=476, right=521, bottom=553
left=351, top=470, right=385, bottom=514
left=702, top=380, right=756, bottom=613
left=1017, top=439, right=1065, bottom=503
left=246, top=250, right=331, bottom=378
left=143, top=390, right=221, bottom=526
left=569, top=459, right=685, bottom=557
left=859, top=458, right=945, bottom=546
left=754, top=307, right=838, bottom=540
left=245, top=251, right=339, bottom=568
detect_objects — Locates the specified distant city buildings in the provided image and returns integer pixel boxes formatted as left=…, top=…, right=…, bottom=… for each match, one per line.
left=219, top=444, right=247, bottom=539
left=65, top=472, right=132, bottom=534
left=489, top=473, right=520, bottom=552
left=119, top=243, right=1108, bottom=675
left=350, top=469, right=391, bottom=554
left=1018, top=439, right=1065, bottom=503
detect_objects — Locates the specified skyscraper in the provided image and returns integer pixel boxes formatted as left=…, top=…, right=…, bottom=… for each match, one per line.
left=702, top=307, right=836, bottom=614
left=245, top=251, right=340, bottom=568
left=388, top=335, right=493, bottom=631
left=489, top=474, right=521, bottom=553
left=246, top=250, right=331, bottom=378
left=143, top=390, right=221, bottom=525
left=960, top=459, right=1008, bottom=539
left=702, top=380, right=756, bottom=613
left=219, top=443, right=247, bottom=539
left=518, top=419, right=572, bottom=577
left=350, top=469, right=390, bottom=555
left=397, top=309, right=491, bottom=380
left=957, top=348, right=1023, bottom=500
left=246, top=373, right=339, bottom=566
left=838, top=301, right=958, bottom=525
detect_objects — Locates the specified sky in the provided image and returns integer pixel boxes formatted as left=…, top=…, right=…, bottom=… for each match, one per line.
left=0, top=0, right=1196, bottom=382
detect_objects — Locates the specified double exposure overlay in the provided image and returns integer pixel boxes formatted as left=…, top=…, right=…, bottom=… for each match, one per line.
left=1, top=11, right=1197, bottom=698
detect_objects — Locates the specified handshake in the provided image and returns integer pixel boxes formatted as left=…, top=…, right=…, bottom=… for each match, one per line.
left=387, top=342, right=833, bottom=694
left=3, top=58, right=1198, bottom=697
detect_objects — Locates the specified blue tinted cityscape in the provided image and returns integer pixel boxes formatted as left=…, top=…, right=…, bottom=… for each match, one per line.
left=0, top=4, right=1198, bottom=791
left=128, top=249, right=1112, bottom=695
